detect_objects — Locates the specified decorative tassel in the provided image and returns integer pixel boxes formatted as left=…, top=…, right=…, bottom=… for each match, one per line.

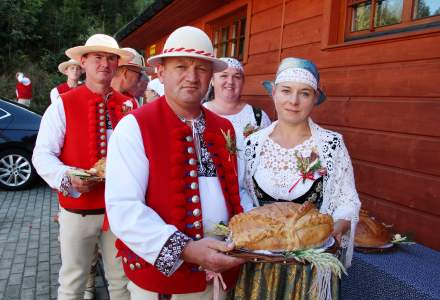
left=310, top=264, right=332, bottom=300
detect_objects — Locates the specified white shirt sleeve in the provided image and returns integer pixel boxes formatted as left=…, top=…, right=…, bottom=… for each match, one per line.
left=105, top=115, right=181, bottom=266
left=32, top=97, right=71, bottom=190
left=50, top=88, right=59, bottom=104
left=237, top=155, right=254, bottom=212
left=261, top=110, right=272, bottom=128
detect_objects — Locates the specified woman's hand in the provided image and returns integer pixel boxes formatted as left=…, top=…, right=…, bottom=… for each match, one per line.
left=332, top=219, right=351, bottom=244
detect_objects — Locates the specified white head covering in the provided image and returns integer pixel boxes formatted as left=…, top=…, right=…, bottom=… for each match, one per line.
left=275, top=68, right=318, bottom=90
left=147, top=78, right=164, bottom=96
left=218, top=57, right=244, bottom=73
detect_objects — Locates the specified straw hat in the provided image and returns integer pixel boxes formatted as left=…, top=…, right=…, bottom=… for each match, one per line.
left=147, top=26, right=227, bottom=72
left=65, top=34, right=134, bottom=64
left=58, top=59, right=81, bottom=74
left=118, top=48, right=154, bottom=73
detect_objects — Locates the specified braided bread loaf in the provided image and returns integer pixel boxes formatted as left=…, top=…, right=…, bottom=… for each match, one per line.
left=229, top=202, right=333, bottom=251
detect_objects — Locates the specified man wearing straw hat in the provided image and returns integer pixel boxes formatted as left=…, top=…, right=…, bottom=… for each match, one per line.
left=111, top=47, right=152, bottom=109
left=32, top=33, right=133, bottom=300
left=50, top=58, right=83, bottom=103
left=105, top=26, right=248, bottom=300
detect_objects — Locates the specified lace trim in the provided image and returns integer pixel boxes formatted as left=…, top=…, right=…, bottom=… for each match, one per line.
left=254, top=137, right=321, bottom=200
left=154, top=231, right=191, bottom=276
left=244, top=119, right=361, bottom=267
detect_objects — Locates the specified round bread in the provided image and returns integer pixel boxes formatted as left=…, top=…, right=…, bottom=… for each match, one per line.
left=355, top=210, right=391, bottom=247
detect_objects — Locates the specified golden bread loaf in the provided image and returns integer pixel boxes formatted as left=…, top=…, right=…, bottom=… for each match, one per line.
left=229, top=202, right=333, bottom=251
left=355, top=210, right=391, bottom=247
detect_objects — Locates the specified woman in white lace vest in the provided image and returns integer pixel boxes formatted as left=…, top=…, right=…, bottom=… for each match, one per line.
left=228, top=58, right=360, bottom=300
left=203, top=57, right=271, bottom=150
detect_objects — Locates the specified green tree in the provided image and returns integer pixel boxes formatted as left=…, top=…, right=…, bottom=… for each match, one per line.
left=0, top=0, right=153, bottom=113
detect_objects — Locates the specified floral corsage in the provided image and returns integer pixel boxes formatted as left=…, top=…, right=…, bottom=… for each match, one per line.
left=289, top=149, right=327, bottom=193
left=243, top=123, right=260, bottom=138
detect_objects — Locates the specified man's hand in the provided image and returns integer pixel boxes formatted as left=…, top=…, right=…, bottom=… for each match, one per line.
left=332, top=219, right=351, bottom=244
left=69, top=175, right=99, bottom=193
left=182, top=238, right=245, bottom=273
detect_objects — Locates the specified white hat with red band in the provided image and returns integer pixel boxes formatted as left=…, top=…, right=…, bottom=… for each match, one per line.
left=147, top=26, right=227, bottom=72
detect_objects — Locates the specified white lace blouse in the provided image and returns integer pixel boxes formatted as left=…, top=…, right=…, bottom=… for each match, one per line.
left=203, top=103, right=271, bottom=154
left=254, top=137, right=322, bottom=200
left=243, top=118, right=361, bottom=267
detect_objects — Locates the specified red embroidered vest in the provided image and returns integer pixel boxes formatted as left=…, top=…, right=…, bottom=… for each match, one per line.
left=16, top=81, right=32, bottom=99
left=115, top=97, right=243, bottom=294
left=57, top=82, right=71, bottom=94
left=58, top=85, right=131, bottom=210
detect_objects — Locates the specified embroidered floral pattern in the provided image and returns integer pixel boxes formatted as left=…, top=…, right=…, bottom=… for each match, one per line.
left=193, top=117, right=216, bottom=177
left=154, top=231, right=191, bottom=276
left=60, top=174, right=73, bottom=197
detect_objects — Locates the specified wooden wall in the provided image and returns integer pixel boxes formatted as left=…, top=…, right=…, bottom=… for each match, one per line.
left=129, top=0, right=440, bottom=250
left=243, top=0, right=440, bottom=250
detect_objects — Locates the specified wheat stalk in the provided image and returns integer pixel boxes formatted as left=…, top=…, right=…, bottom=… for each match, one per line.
left=284, top=248, right=347, bottom=278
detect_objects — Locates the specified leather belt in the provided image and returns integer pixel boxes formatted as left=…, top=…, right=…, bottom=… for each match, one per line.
left=64, top=208, right=105, bottom=216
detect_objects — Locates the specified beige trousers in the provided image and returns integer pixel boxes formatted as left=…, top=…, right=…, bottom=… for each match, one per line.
left=127, top=281, right=226, bottom=300
left=17, top=98, right=30, bottom=106
left=58, top=208, right=129, bottom=300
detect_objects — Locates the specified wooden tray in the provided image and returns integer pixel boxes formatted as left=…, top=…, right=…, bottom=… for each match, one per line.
left=227, top=237, right=340, bottom=264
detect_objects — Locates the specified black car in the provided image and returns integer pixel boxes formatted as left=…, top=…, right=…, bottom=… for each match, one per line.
left=0, top=98, right=41, bottom=190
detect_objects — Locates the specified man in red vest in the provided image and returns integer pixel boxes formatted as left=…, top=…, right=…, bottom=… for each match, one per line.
left=32, top=34, right=134, bottom=300
left=50, top=59, right=83, bottom=103
left=111, top=47, right=152, bottom=110
left=15, top=72, right=32, bottom=106
left=105, top=26, right=250, bottom=299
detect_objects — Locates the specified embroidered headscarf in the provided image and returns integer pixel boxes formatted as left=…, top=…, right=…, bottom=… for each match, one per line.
left=218, top=57, right=244, bottom=73
left=264, top=57, right=327, bottom=105
left=204, top=57, right=244, bottom=102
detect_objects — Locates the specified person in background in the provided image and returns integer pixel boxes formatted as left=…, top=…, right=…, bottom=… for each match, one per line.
left=15, top=72, right=32, bottom=106
left=32, top=33, right=133, bottom=300
left=144, top=77, right=164, bottom=103
left=132, top=72, right=150, bottom=106
left=111, top=47, right=150, bottom=109
left=203, top=57, right=271, bottom=153
left=50, top=59, right=83, bottom=103
left=203, top=57, right=271, bottom=212
left=228, top=57, right=360, bottom=300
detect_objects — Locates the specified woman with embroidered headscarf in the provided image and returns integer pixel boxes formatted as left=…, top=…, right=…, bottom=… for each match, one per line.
left=228, top=58, right=360, bottom=300
left=203, top=57, right=271, bottom=151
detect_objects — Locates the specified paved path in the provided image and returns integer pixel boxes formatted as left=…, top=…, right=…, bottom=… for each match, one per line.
left=0, top=183, right=109, bottom=300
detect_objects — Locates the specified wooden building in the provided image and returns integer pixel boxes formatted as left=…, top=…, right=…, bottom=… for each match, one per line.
left=116, top=0, right=440, bottom=250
